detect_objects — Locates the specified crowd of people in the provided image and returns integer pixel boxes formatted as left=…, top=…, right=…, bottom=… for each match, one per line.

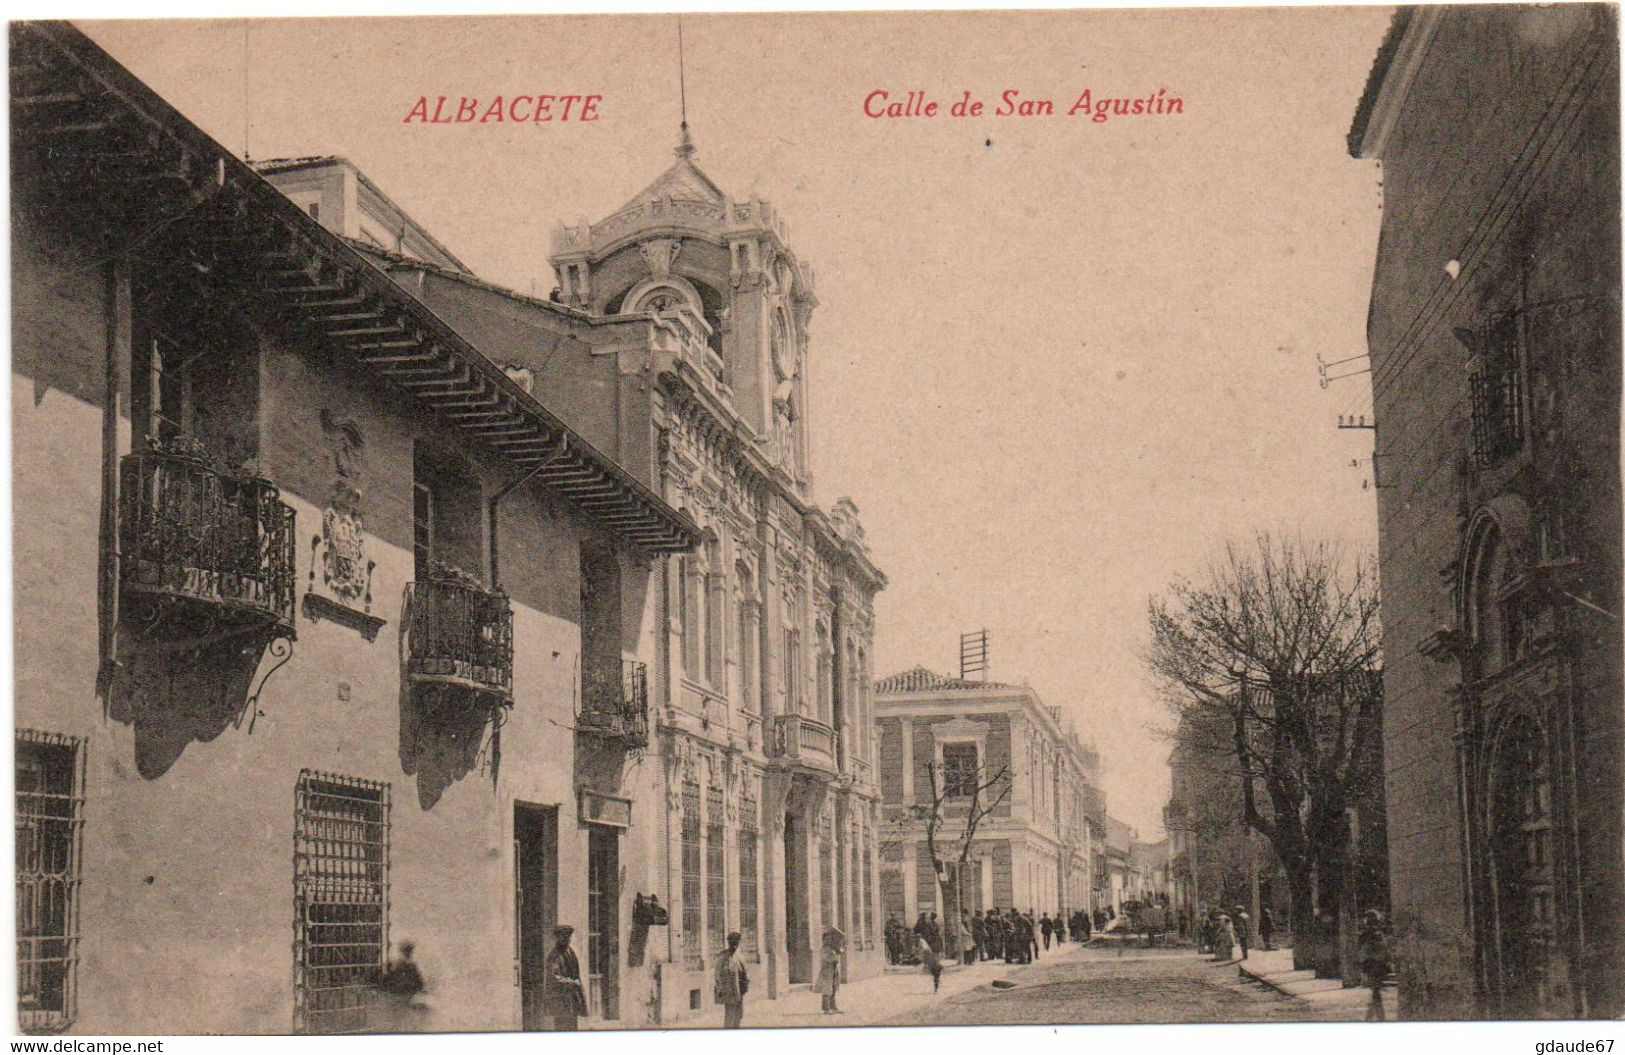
left=882, top=906, right=1100, bottom=968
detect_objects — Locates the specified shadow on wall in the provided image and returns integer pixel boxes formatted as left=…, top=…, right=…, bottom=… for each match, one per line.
left=396, top=584, right=492, bottom=811
left=106, top=620, right=281, bottom=779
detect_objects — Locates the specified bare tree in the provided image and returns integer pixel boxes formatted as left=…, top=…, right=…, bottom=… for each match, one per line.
left=1147, top=534, right=1382, bottom=972
left=883, top=758, right=1013, bottom=960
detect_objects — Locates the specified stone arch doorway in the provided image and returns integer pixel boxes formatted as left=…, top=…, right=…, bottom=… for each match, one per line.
left=1487, top=710, right=1558, bottom=1017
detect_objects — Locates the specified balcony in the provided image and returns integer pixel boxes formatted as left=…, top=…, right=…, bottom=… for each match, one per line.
left=407, top=569, right=513, bottom=700
left=577, top=659, right=649, bottom=748
left=119, top=443, right=297, bottom=633
left=766, top=713, right=837, bottom=776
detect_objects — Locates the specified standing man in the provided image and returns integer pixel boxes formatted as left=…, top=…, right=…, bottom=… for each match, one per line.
left=1356, top=910, right=1391, bottom=1022
left=1233, top=905, right=1252, bottom=961
left=1026, top=910, right=1040, bottom=962
left=714, top=931, right=749, bottom=1029
left=960, top=910, right=979, bottom=964
left=1258, top=907, right=1276, bottom=952
left=544, top=924, right=587, bottom=1031
left=970, top=910, right=986, bottom=962
left=816, top=925, right=846, bottom=1014
left=1039, top=912, right=1054, bottom=951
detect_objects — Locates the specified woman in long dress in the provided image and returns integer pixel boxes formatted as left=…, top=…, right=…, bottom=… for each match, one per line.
left=816, top=926, right=846, bottom=1013
left=1214, top=914, right=1236, bottom=962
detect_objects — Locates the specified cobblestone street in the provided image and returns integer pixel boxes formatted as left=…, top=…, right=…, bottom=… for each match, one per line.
left=879, top=946, right=1368, bottom=1027
left=663, top=943, right=1372, bottom=1030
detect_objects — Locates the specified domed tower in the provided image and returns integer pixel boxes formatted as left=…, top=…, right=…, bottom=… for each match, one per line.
left=550, top=125, right=817, bottom=490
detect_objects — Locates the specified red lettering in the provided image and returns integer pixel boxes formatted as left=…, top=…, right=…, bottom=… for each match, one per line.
left=533, top=95, right=555, bottom=122
left=455, top=97, right=478, bottom=123
left=403, top=96, right=429, bottom=123
left=558, top=94, right=582, bottom=120
left=580, top=94, right=602, bottom=121
left=863, top=89, right=888, bottom=118
left=509, top=95, right=533, bottom=122
left=481, top=97, right=506, bottom=123
left=430, top=96, right=451, bottom=123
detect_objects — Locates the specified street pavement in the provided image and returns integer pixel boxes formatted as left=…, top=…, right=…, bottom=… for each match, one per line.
left=661, top=941, right=1375, bottom=1029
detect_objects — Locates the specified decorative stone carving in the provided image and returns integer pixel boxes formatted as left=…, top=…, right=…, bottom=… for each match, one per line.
left=303, top=411, right=383, bottom=638
left=639, top=238, right=682, bottom=278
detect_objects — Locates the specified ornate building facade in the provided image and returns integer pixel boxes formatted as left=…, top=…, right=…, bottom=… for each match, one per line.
left=300, top=125, right=889, bottom=1018
left=546, top=126, right=888, bottom=1008
left=1350, top=5, right=1621, bottom=1020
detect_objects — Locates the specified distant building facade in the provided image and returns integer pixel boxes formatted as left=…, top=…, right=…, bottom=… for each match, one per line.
left=1350, top=5, right=1622, bottom=1019
left=872, top=668, right=1101, bottom=921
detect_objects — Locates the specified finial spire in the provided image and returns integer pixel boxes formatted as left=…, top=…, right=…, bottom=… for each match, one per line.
left=676, top=18, right=695, bottom=158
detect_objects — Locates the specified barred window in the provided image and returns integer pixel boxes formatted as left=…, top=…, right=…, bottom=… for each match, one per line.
left=16, top=731, right=85, bottom=1035
left=1469, top=316, right=1525, bottom=468
left=739, top=790, right=759, bottom=961
left=862, top=841, right=875, bottom=946
left=706, top=784, right=727, bottom=958
left=294, top=771, right=390, bottom=1035
left=818, top=822, right=834, bottom=931
left=851, top=838, right=864, bottom=949
left=681, top=781, right=702, bottom=968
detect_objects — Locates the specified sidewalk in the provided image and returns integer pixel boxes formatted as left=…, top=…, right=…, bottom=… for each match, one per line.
left=659, top=939, right=1094, bottom=1029
left=1233, top=947, right=1398, bottom=1020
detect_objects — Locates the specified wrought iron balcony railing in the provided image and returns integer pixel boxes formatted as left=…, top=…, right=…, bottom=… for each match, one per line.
left=765, top=713, right=837, bottom=775
left=118, top=444, right=297, bottom=632
left=577, top=660, right=649, bottom=748
left=407, top=570, right=513, bottom=699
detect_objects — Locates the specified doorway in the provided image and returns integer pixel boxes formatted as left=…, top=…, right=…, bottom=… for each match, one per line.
left=586, top=826, right=620, bottom=1020
left=515, top=803, right=558, bottom=1031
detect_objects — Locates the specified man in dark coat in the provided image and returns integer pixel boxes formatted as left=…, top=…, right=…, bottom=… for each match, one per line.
left=1039, top=913, right=1054, bottom=950
left=1356, top=910, right=1391, bottom=1022
left=544, top=924, right=587, bottom=1031
left=714, top=931, right=749, bottom=1028
left=1259, top=908, right=1276, bottom=951
left=926, top=912, right=944, bottom=954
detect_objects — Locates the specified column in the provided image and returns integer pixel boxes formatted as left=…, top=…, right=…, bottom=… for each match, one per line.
left=901, top=717, right=914, bottom=801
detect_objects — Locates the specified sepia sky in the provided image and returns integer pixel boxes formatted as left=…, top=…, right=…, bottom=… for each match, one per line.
left=80, top=7, right=1389, bottom=838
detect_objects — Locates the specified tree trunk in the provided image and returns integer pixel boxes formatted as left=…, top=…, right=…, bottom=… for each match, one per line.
left=1287, top=868, right=1317, bottom=971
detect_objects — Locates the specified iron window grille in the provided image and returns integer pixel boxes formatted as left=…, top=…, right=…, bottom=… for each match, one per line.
left=680, top=781, right=702, bottom=969
left=819, top=828, right=834, bottom=932
left=862, top=842, right=875, bottom=947
left=15, top=730, right=85, bottom=1035
left=706, top=785, right=727, bottom=958
left=294, top=771, right=390, bottom=1035
left=1469, top=316, right=1526, bottom=468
